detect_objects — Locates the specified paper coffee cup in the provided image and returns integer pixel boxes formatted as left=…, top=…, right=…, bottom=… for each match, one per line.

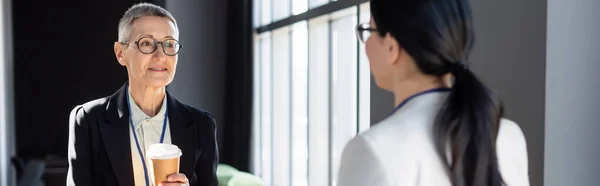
left=147, top=143, right=182, bottom=185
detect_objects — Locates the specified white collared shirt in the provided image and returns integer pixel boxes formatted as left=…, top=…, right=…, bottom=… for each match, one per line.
left=337, top=91, right=530, bottom=186
left=128, top=90, right=172, bottom=186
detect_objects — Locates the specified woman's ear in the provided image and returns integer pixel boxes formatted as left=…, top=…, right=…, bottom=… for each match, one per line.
left=384, top=33, right=402, bottom=65
left=114, top=42, right=127, bottom=66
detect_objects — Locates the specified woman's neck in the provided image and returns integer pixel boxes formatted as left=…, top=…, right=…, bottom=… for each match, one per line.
left=392, top=75, right=446, bottom=108
left=128, top=81, right=166, bottom=117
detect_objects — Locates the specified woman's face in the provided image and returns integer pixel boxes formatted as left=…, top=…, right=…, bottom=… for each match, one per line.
left=365, top=17, right=397, bottom=91
left=114, top=16, right=179, bottom=88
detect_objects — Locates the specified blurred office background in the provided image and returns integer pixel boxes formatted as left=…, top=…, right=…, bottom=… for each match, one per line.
left=0, top=0, right=599, bottom=185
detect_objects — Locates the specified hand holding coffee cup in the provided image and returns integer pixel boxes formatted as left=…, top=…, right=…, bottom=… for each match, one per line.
left=147, top=144, right=188, bottom=186
left=158, top=173, right=189, bottom=186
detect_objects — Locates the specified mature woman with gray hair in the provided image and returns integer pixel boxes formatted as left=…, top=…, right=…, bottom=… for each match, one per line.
left=66, top=3, right=218, bottom=186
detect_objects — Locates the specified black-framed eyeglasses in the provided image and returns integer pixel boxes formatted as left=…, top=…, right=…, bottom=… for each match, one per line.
left=121, top=37, right=182, bottom=56
left=356, top=22, right=378, bottom=43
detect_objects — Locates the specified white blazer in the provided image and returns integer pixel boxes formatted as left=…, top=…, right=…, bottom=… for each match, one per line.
left=337, top=91, right=529, bottom=186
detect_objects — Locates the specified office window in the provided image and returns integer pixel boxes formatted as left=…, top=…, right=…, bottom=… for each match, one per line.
left=291, top=21, right=309, bottom=186
left=358, top=2, right=371, bottom=133
left=258, top=32, right=273, bottom=184
left=253, top=0, right=261, bottom=27
left=293, top=0, right=308, bottom=15
left=271, top=27, right=292, bottom=186
left=251, top=34, right=261, bottom=176
left=307, top=15, right=329, bottom=186
left=253, top=1, right=370, bottom=185
left=309, top=0, right=329, bottom=9
left=272, top=0, right=291, bottom=22
left=330, top=8, right=358, bottom=185
left=260, top=0, right=271, bottom=26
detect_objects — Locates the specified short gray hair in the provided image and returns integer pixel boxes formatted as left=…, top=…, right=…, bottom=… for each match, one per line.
left=118, top=3, right=178, bottom=42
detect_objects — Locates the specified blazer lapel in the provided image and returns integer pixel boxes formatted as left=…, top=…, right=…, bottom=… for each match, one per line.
left=166, top=92, right=197, bottom=176
left=98, top=84, right=135, bottom=186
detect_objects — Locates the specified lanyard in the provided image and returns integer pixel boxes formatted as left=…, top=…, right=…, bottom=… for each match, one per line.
left=390, top=87, right=451, bottom=115
left=126, top=91, right=168, bottom=186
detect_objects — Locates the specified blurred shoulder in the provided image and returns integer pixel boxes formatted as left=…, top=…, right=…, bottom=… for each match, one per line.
left=497, top=118, right=527, bottom=148
left=497, top=118, right=530, bottom=185
left=69, top=97, right=109, bottom=124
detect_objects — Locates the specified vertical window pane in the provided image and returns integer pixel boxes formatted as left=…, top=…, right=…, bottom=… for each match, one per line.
left=259, top=33, right=272, bottom=185
left=253, top=0, right=261, bottom=27
left=330, top=13, right=358, bottom=186
left=272, top=0, right=291, bottom=22
left=307, top=16, right=330, bottom=186
left=291, top=21, right=308, bottom=186
left=358, top=2, right=371, bottom=133
left=272, top=27, right=291, bottom=186
left=309, top=0, right=329, bottom=9
left=292, top=0, right=308, bottom=15
left=261, top=0, right=271, bottom=26
left=251, top=35, right=262, bottom=175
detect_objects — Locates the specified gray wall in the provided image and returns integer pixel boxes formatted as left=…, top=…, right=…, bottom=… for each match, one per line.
left=470, top=0, right=547, bottom=185
left=544, top=0, right=600, bottom=185
left=165, top=0, right=228, bottom=143
left=369, top=0, right=547, bottom=185
left=370, top=76, right=393, bottom=124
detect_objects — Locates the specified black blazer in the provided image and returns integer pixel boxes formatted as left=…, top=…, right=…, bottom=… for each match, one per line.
left=66, top=83, right=218, bottom=186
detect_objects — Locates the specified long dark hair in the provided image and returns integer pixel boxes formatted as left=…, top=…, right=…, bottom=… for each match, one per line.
left=370, top=0, right=504, bottom=185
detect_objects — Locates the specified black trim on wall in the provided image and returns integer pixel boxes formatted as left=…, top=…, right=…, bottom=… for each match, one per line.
left=255, top=0, right=369, bottom=33
left=221, top=0, right=254, bottom=172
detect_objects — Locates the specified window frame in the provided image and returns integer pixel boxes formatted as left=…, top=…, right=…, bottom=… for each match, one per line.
left=252, top=0, right=371, bottom=185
